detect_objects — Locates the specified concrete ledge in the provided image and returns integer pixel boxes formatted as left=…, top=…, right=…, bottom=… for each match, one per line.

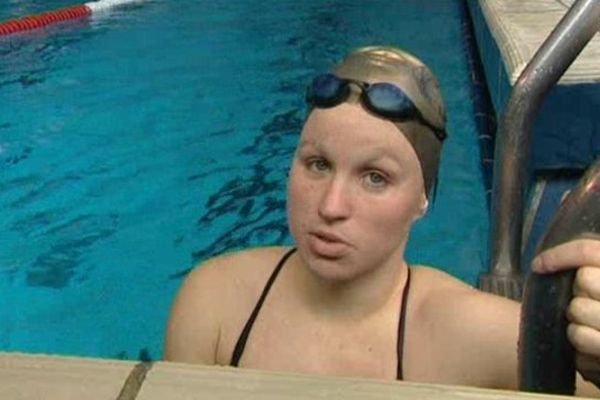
left=0, top=352, right=137, bottom=400
left=140, top=361, right=570, bottom=400
left=0, top=352, right=584, bottom=400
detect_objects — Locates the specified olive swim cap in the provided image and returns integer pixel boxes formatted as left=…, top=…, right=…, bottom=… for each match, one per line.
left=333, top=46, right=447, bottom=198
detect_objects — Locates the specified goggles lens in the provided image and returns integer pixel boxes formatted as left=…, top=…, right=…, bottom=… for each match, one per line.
left=306, top=73, right=446, bottom=141
left=309, top=73, right=349, bottom=107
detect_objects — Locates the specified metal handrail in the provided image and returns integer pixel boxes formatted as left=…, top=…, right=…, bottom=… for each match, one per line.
left=519, top=156, right=600, bottom=394
left=479, top=0, right=600, bottom=300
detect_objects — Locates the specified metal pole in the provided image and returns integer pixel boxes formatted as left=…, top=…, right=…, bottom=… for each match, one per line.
left=480, top=0, right=600, bottom=300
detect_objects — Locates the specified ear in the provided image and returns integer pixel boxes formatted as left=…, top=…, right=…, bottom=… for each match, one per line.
left=415, top=194, right=429, bottom=219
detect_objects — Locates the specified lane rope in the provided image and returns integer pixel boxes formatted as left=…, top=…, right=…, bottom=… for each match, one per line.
left=0, top=0, right=145, bottom=37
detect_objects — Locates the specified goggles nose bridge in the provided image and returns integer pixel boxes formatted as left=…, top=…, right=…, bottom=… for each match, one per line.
left=346, top=79, right=369, bottom=91
left=344, top=81, right=365, bottom=104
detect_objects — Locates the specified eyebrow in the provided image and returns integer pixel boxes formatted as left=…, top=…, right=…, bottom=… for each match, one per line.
left=360, top=147, right=405, bottom=166
left=298, top=141, right=404, bottom=167
left=296, top=140, right=326, bottom=157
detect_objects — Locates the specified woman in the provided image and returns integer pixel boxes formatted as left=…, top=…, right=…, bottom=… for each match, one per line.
left=164, top=47, right=600, bottom=395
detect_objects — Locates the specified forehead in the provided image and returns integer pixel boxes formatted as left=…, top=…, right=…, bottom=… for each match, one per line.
left=299, top=104, right=422, bottom=167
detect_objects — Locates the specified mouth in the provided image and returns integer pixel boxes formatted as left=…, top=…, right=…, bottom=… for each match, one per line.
left=307, top=230, right=351, bottom=258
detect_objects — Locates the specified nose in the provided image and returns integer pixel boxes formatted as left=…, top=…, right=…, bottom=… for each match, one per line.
left=318, top=176, right=351, bottom=222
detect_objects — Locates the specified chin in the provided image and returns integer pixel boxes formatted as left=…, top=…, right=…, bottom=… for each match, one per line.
left=300, top=250, right=364, bottom=283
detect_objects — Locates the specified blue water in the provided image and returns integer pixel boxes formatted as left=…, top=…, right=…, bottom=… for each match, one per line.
left=0, top=0, right=488, bottom=360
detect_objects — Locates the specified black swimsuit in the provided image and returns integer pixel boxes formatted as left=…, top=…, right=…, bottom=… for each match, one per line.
left=230, top=247, right=412, bottom=380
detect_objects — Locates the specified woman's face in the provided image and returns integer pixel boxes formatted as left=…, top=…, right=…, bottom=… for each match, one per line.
left=287, top=103, right=427, bottom=282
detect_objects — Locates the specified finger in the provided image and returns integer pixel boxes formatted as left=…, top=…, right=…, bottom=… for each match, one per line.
left=532, top=239, right=600, bottom=273
left=576, top=352, right=600, bottom=386
left=568, top=323, right=600, bottom=356
left=573, top=266, right=600, bottom=300
left=568, top=297, right=600, bottom=331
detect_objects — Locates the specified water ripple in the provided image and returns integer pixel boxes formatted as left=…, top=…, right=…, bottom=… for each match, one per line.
left=178, top=108, right=301, bottom=278
left=25, top=213, right=119, bottom=288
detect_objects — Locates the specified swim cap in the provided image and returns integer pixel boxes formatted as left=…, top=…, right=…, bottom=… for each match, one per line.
left=332, top=46, right=447, bottom=198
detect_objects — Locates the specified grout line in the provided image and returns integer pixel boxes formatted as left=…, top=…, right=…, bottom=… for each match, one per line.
left=115, top=361, right=153, bottom=400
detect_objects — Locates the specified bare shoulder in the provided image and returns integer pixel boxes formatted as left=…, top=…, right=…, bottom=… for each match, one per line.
left=409, top=265, right=475, bottom=305
left=174, top=245, right=292, bottom=314
left=192, top=246, right=291, bottom=281
left=164, top=246, right=292, bottom=364
left=409, top=265, right=516, bottom=310
left=407, top=265, right=520, bottom=388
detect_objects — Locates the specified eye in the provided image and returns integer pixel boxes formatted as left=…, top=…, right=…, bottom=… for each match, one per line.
left=363, top=171, right=388, bottom=189
left=307, top=157, right=330, bottom=173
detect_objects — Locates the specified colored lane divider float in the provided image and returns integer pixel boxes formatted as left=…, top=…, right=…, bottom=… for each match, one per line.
left=0, top=0, right=145, bottom=37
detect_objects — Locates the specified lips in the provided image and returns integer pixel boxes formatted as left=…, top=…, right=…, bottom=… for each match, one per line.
left=308, top=230, right=351, bottom=258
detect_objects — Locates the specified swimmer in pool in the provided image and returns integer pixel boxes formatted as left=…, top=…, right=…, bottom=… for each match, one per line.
left=164, top=46, right=600, bottom=396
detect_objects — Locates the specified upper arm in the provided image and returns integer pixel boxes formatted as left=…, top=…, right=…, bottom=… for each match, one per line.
left=450, top=290, right=521, bottom=389
left=422, top=275, right=521, bottom=389
left=440, top=287, right=600, bottom=396
left=163, top=259, right=226, bottom=364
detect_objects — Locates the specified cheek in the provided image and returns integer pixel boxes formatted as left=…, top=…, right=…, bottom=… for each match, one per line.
left=360, top=193, right=421, bottom=237
left=286, top=168, right=313, bottom=233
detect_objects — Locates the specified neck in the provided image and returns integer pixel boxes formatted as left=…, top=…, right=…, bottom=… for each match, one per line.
left=292, top=252, right=409, bottom=320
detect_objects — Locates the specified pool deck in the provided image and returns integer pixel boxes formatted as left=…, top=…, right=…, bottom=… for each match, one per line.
left=477, top=0, right=600, bottom=86
left=469, top=0, right=600, bottom=171
left=0, top=352, right=586, bottom=400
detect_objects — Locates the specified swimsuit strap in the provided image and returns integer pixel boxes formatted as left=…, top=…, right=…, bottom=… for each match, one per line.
left=396, top=267, right=411, bottom=380
left=230, top=247, right=297, bottom=367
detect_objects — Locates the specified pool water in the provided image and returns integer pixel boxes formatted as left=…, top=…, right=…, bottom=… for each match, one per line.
left=0, top=0, right=488, bottom=361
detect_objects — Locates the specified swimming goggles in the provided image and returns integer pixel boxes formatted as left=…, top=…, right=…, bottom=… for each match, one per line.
left=306, top=73, right=447, bottom=141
